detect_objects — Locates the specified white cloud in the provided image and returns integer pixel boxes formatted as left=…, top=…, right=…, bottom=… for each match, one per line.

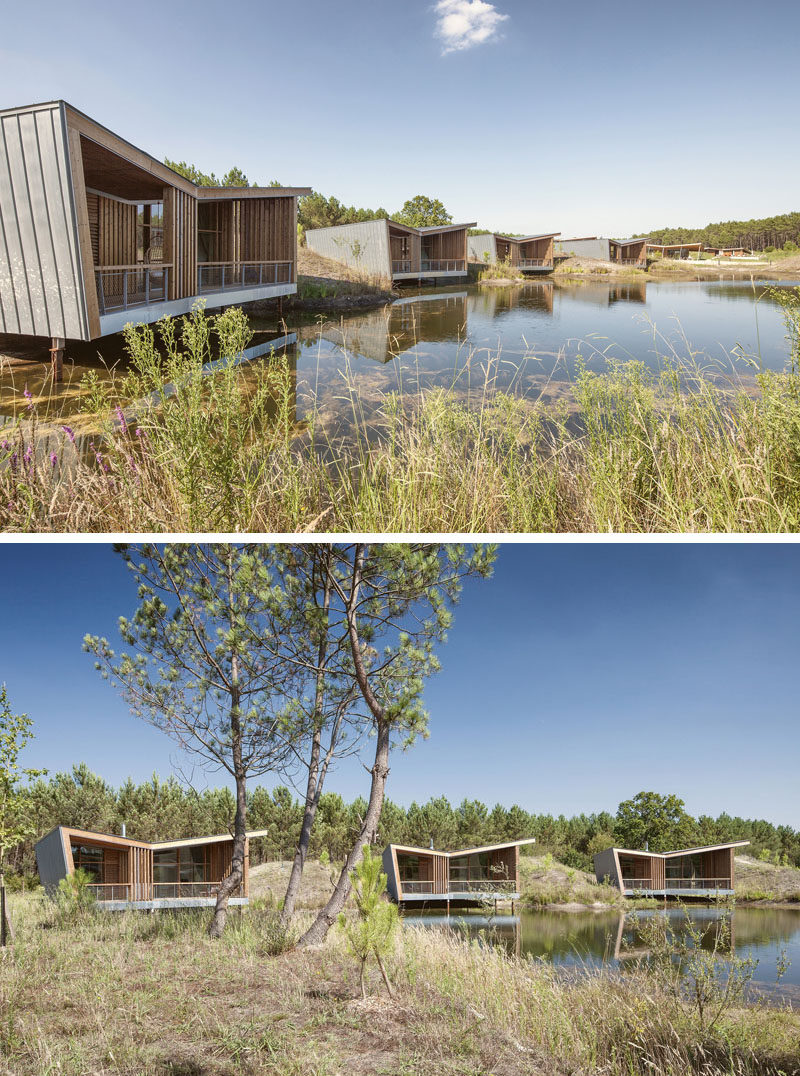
left=434, top=0, right=509, bottom=55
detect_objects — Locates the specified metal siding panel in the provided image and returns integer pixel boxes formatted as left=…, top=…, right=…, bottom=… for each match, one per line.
left=305, top=220, right=388, bottom=276
left=35, top=827, right=70, bottom=896
left=556, top=238, right=610, bottom=261
left=0, top=103, right=86, bottom=338
left=468, top=234, right=495, bottom=262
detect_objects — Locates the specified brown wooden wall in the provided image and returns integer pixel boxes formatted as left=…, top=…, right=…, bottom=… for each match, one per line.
left=238, top=197, right=295, bottom=264
left=489, top=847, right=518, bottom=885
left=163, top=186, right=198, bottom=300
left=423, top=228, right=467, bottom=261
left=87, top=194, right=137, bottom=267
left=520, top=237, right=554, bottom=263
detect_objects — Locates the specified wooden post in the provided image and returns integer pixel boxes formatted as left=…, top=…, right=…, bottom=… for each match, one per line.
left=1, top=885, right=6, bottom=947
left=50, top=337, right=65, bottom=383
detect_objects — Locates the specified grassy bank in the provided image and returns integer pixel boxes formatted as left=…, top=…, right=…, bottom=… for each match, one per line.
left=1, top=888, right=797, bottom=1076
left=736, top=856, right=800, bottom=903
left=3, top=304, right=800, bottom=533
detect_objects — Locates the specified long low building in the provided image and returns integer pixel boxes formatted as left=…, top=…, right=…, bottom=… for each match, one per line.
left=556, top=236, right=649, bottom=267
left=383, top=838, right=536, bottom=906
left=0, top=100, right=310, bottom=376
left=593, top=841, right=750, bottom=898
left=35, top=825, right=269, bottom=910
left=305, top=218, right=476, bottom=284
left=468, top=232, right=560, bottom=272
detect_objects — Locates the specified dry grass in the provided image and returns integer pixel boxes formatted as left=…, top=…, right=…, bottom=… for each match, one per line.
left=519, top=854, right=624, bottom=908
left=4, top=304, right=800, bottom=534
left=297, top=248, right=392, bottom=294
left=1, top=890, right=797, bottom=1076
left=735, top=856, right=800, bottom=902
left=248, top=859, right=337, bottom=910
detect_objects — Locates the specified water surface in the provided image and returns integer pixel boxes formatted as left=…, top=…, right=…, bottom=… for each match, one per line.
left=403, top=904, right=800, bottom=1005
left=2, top=279, right=796, bottom=431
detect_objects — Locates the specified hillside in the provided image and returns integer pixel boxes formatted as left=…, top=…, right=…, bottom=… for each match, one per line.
left=735, top=855, right=800, bottom=901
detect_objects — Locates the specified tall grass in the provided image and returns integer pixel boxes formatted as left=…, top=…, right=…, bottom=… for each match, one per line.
left=2, top=891, right=796, bottom=1075
left=3, top=300, right=800, bottom=533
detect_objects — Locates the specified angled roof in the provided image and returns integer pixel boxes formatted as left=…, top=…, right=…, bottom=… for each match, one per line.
left=609, top=841, right=750, bottom=859
left=0, top=100, right=310, bottom=199
left=36, top=825, right=270, bottom=852
left=417, top=222, right=478, bottom=233
left=387, top=838, right=536, bottom=858
left=612, top=237, right=650, bottom=247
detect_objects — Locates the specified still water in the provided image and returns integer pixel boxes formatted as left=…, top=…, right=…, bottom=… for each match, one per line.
left=2, top=278, right=797, bottom=429
left=403, top=905, right=800, bottom=1005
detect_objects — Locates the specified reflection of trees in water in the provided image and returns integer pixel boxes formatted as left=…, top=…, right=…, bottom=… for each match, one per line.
left=470, top=282, right=554, bottom=318
left=552, top=279, right=647, bottom=307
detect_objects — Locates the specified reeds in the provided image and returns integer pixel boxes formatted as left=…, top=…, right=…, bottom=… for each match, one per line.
left=2, top=304, right=800, bottom=533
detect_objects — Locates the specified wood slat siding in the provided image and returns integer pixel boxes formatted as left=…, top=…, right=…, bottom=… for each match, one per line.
left=0, top=102, right=88, bottom=338
left=97, top=195, right=136, bottom=265
left=163, top=186, right=197, bottom=300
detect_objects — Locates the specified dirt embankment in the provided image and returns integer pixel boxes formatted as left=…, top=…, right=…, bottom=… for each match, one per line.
left=288, top=248, right=395, bottom=312
left=735, top=855, right=800, bottom=903
left=555, top=254, right=800, bottom=282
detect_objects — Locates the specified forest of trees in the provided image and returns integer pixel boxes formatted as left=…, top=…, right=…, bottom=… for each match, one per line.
left=9, top=765, right=799, bottom=883
left=636, top=211, right=800, bottom=252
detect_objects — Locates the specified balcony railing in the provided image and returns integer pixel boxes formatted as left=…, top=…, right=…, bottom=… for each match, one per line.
left=197, top=261, right=292, bottom=293
left=518, top=258, right=551, bottom=268
left=618, top=259, right=647, bottom=267
left=152, top=881, right=242, bottom=898
left=399, top=879, right=516, bottom=895
left=96, top=264, right=170, bottom=314
left=392, top=259, right=412, bottom=274
left=622, top=878, right=732, bottom=891
left=87, top=883, right=132, bottom=901
left=420, top=259, right=465, bottom=272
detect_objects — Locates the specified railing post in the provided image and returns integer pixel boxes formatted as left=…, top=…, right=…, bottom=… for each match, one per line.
left=97, top=272, right=105, bottom=315
left=122, top=270, right=128, bottom=310
left=145, top=267, right=150, bottom=306
left=221, top=265, right=225, bottom=290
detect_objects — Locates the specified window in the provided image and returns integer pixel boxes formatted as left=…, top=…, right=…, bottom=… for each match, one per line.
left=137, top=203, right=164, bottom=263
left=153, top=845, right=210, bottom=886
left=449, top=852, right=489, bottom=883
left=71, top=844, right=103, bottom=881
left=666, top=854, right=704, bottom=881
left=398, top=854, right=420, bottom=881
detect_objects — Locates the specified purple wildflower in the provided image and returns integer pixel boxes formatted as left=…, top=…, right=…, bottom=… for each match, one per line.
left=61, top=425, right=75, bottom=443
left=115, top=405, right=128, bottom=433
left=23, top=445, right=33, bottom=466
left=23, top=386, right=33, bottom=409
left=1, top=439, right=8, bottom=452
left=50, top=452, right=58, bottom=468
left=135, top=427, right=145, bottom=438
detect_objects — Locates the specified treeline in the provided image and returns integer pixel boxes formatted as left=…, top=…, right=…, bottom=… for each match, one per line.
left=637, top=211, right=800, bottom=252
left=12, top=765, right=800, bottom=881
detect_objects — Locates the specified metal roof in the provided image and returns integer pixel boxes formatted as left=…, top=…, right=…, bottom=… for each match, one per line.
left=36, top=825, right=271, bottom=851
left=608, top=841, right=750, bottom=859
left=387, top=838, right=536, bottom=858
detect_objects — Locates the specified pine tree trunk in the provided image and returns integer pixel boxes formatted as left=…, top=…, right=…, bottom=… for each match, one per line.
left=374, top=948, right=394, bottom=999
left=209, top=570, right=247, bottom=939
left=283, top=557, right=332, bottom=923
left=298, top=719, right=390, bottom=945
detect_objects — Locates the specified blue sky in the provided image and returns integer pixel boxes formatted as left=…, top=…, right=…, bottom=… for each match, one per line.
left=1, top=1, right=798, bottom=236
left=1, top=542, right=797, bottom=827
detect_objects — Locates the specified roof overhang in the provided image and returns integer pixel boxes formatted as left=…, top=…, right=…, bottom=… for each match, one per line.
left=388, top=838, right=536, bottom=858
left=608, top=841, right=750, bottom=859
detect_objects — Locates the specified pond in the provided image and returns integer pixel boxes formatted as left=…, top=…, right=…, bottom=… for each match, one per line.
left=402, top=904, right=800, bottom=1006
left=2, top=278, right=798, bottom=431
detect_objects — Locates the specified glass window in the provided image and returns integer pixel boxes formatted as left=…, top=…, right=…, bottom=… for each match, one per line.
left=71, top=843, right=103, bottom=880
left=137, top=203, right=164, bottom=264
left=153, top=850, right=178, bottom=884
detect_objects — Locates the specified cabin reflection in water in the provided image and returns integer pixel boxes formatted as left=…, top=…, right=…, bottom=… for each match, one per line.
left=317, top=292, right=468, bottom=364
left=552, top=280, right=647, bottom=307
left=472, top=281, right=554, bottom=318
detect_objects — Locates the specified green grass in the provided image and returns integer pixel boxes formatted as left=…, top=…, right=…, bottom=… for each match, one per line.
left=1, top=890, right=797, bottom=1076
left=3, top=299, right=800, bottom=533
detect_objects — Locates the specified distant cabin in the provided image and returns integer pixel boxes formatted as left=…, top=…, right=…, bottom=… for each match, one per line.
left=593, top=841, right=750, bottom=898
left=0, top=100, right=310, bottom=375
left=555, top=236, right=649, bottom=268
left=646, top=242, right=705, bottom=259
left=35, top=825, right=269, bottom=910
left=468, top=232, right=560, bottom=273
left=305, top=219, right=476, bottom=284
left=382, top=838, right=535, bottom=907
left=705, top=246, right=751, bottom=257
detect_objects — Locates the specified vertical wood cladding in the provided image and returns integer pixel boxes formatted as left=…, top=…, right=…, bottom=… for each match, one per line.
left=164, top=186, right=198, bottom=299
left=97, top=195, right=136, bottom=265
